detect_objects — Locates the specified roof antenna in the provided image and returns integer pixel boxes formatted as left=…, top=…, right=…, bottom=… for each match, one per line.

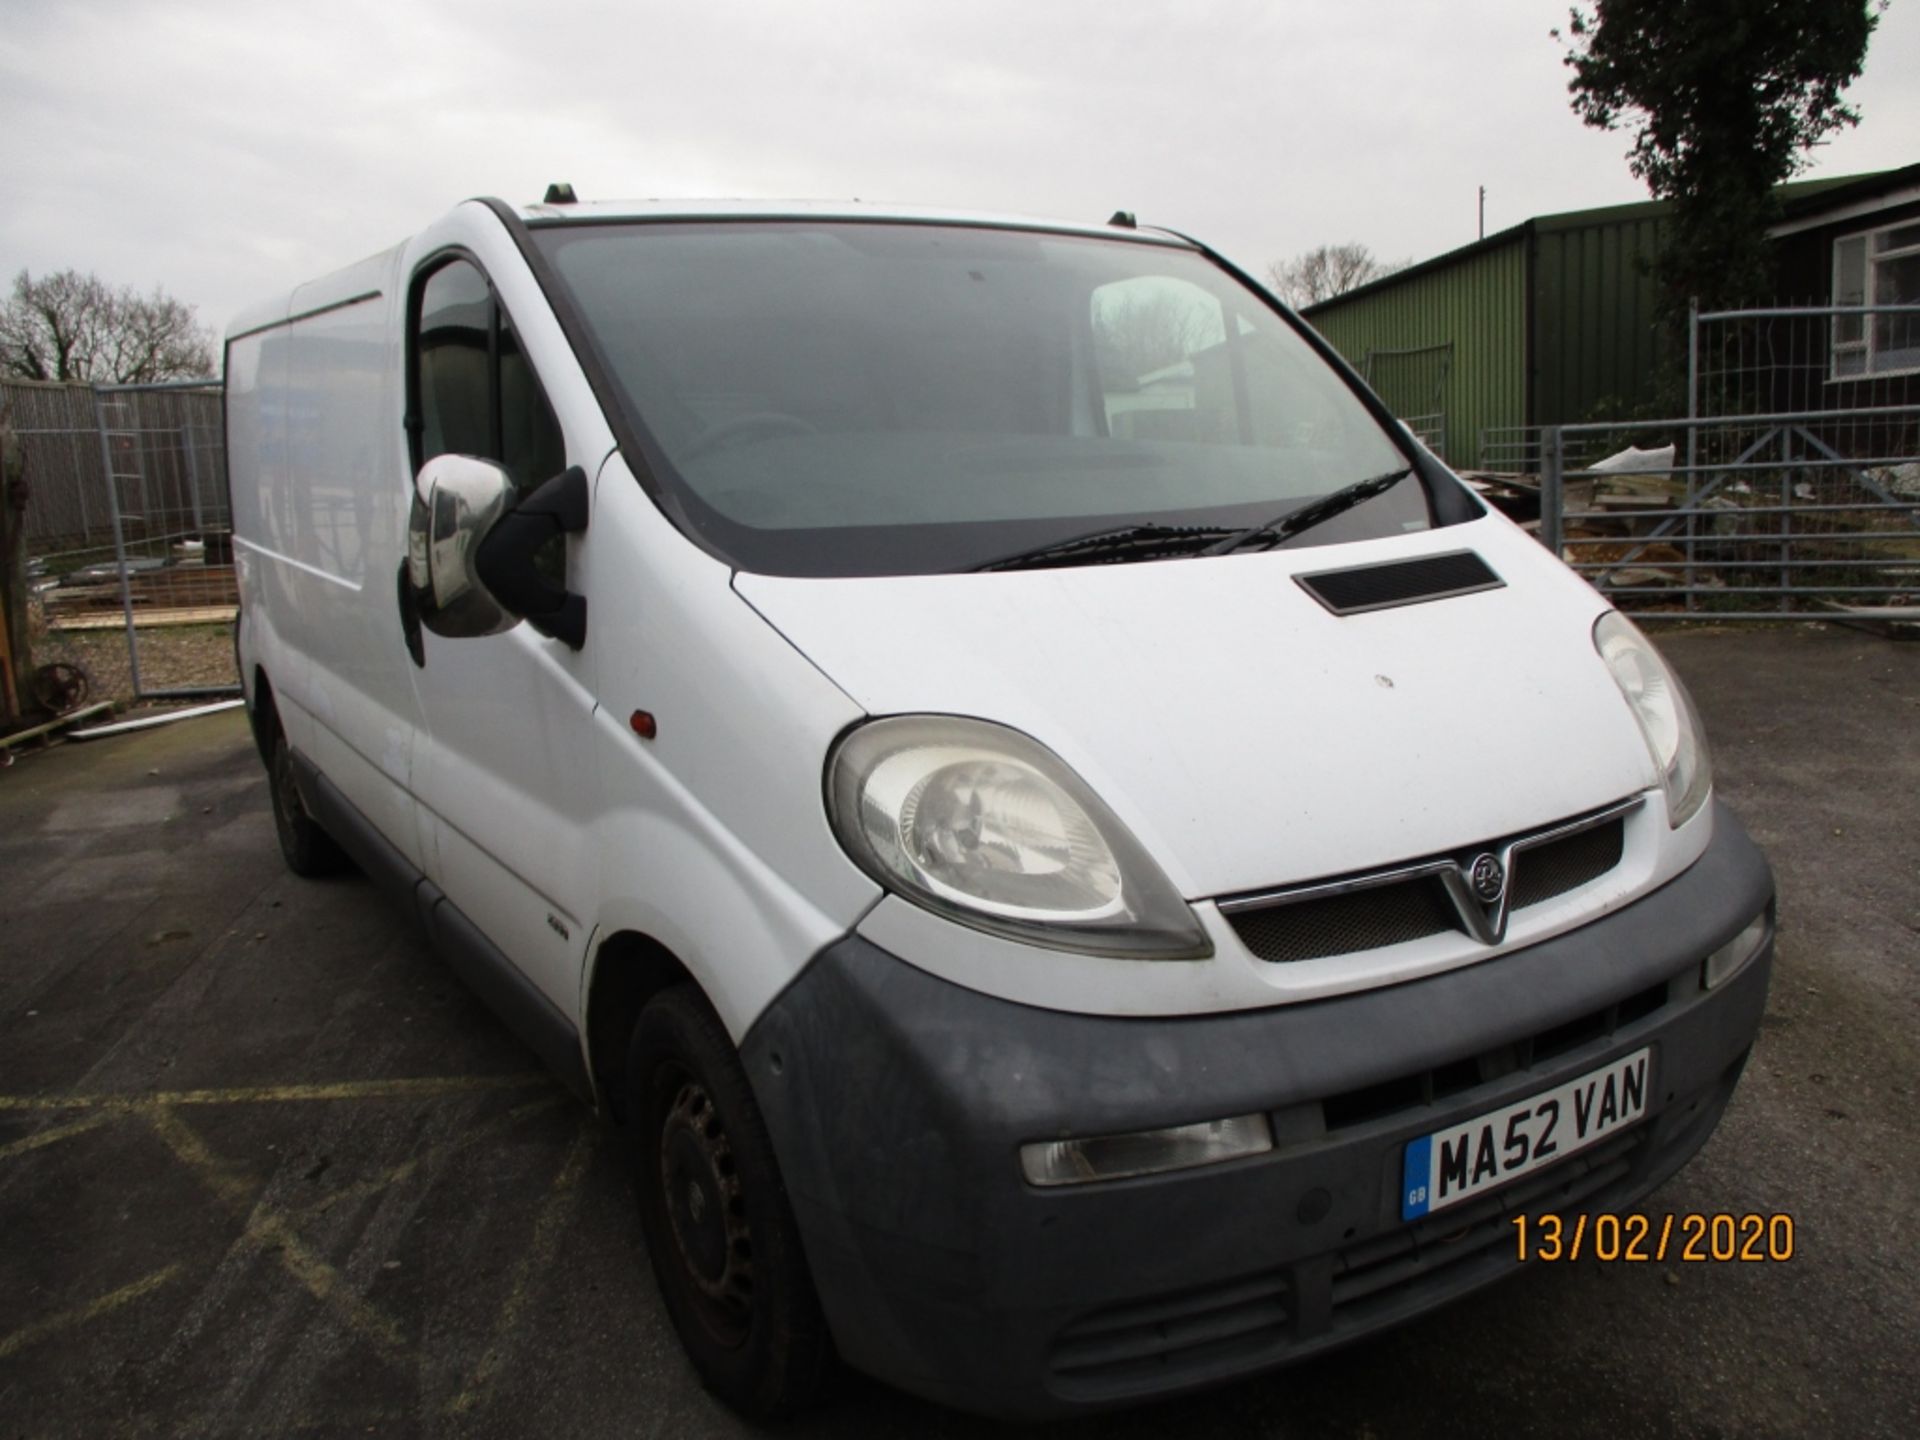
left=544, top=182, right=579, bottom=205
left=1108, top=210, right=1137, bottom=229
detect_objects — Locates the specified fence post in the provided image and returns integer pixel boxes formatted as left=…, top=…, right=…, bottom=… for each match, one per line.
left=181, top=415, right=205, bottom=534
left=1541, top=426, right=1564, bottom=556
left=90, top=387, right=143, bottom=699
left=1686, top=298, right=1699, bottom=458
left=1686, top=299, right=1700, bottom=613
left=1, top=417, right=28, bottom=723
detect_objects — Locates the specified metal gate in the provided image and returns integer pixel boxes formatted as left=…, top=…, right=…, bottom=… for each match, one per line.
left=1514, top=303, right=1920, bottom=620
left=1538, top=405, right=1920, bottom=620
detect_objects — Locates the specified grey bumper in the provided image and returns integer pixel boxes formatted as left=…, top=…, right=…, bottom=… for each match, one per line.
left=741, top=800, right=1775, bottom=1419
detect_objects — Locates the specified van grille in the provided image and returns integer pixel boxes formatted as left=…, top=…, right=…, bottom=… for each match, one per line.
left=1319, top=978, right=1670, bottom=1131
left=1228, top=875, right=1457, bottom=963
left=1510, top=817, right=1624, bottom=909
left=1223, top=810, right=1629, bottom=965
left=1047, top=1270, right=1291, bottom=1398
left=1331, top=1129, right=1644, bottom=1321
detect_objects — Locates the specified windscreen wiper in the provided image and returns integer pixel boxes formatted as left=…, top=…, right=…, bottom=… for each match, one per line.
left=973, top=522, right=1237, bottom=573
left=1198, top=466, right=1415, bottom=557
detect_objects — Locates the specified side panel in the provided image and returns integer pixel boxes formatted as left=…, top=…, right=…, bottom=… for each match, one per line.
left=229, top=307, right=302, bottom=712
left=401, top=207, right=615, bottom=1022
left=275, top=266, right=426, bottom=866
left=580, top=454, right=883, bottom=1042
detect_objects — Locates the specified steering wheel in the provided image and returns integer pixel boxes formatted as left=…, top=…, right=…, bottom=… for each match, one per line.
left=678, top=412, right=817, bottom=462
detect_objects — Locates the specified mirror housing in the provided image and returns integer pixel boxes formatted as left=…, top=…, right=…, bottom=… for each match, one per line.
left=406, top=456, right=591, bottom=650
left=408, top=455, right=519, bottom=639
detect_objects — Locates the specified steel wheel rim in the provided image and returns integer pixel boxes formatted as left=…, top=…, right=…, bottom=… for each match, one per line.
left=658, top=1075, right=754, bottom=1346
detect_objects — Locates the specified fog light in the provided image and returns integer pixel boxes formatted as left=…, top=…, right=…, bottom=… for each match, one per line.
left=1703, top=910, right=1770, bottom=990
left=1020, top=1114, right=1274, bottom=1187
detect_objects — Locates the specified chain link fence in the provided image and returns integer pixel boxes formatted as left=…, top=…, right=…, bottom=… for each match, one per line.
left=4, top=378, right=237, bottom=708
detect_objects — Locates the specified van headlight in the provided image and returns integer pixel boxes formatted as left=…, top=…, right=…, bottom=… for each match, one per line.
left=1593, top=612, right=1713, bottom=827
left=827, top=715, right=1212, bottom=959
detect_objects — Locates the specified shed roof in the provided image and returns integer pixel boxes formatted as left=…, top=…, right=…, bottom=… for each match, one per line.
left=1301, top=163, right=1920, bottom=317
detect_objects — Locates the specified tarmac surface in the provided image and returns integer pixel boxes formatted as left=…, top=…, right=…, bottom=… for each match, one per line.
left=1, top=624, right=1916, bottom=1439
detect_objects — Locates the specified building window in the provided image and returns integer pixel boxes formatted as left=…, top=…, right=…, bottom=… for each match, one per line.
left=1832, top=221, right=1920, bottom=378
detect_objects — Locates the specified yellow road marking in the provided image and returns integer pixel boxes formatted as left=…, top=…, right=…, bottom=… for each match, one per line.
left=0, top=1264, right=184, bottom=1360
left=288, top=1095, right=568, bottom=1222
left=146, top=1106, right=408, bottom=1359
left=0, top=1113, right=108, bottom=1161
left=0, top=1073, right=551, bottom=1115
left=445, top=1119, right=597, bottom=1415
left=2, top=1070, right=588, bottom=1410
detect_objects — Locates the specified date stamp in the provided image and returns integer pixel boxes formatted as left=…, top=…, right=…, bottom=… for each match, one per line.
left=1513, top=1212, right=1795, bottom=1262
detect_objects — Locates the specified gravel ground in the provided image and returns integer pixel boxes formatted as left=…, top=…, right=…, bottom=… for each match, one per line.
left=26, top=619, right=237, bottom=708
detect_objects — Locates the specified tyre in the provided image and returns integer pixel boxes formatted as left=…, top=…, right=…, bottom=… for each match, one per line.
left=627, top=985, right=832, bottom=1418
left=268, top=731, right=349, bottom=877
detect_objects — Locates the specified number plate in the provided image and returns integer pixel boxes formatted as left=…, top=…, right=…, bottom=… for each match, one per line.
left=1400, top=1048, right=1650, bottom=1221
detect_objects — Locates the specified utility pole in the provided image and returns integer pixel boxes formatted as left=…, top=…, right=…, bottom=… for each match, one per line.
left=1478, top=186, right=1486, bottom=241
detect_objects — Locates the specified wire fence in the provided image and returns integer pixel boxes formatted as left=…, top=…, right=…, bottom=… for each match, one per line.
left=1692, top=302, right=1920, bottom=424
left=4, top=378, right=238, bottom=707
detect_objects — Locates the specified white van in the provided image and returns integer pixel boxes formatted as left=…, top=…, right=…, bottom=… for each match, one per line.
left=227, top=195, right=1775, bottom=1420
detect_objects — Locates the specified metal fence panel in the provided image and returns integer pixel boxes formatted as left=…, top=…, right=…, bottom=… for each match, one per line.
left=5, top=378, right=237, bottom=704
left=1503, top=304, right=1918, bottom=620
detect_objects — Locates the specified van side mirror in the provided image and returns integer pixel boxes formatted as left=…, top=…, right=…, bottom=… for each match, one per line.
left=407, top=456, right=590, bottom=649
left=408, top=455, right=520, bottom=640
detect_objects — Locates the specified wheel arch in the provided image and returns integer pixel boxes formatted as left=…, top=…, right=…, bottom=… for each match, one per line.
left=247, top=665, right=278, bottom=763
left=585, top=929, right=701, bottom=1122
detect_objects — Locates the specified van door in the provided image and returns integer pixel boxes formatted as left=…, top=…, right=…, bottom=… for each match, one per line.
left=404, top=253, right=600, bottom=1019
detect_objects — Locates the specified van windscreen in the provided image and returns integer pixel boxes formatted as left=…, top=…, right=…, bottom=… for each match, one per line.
left=532, top=221, right=1434, bottom=577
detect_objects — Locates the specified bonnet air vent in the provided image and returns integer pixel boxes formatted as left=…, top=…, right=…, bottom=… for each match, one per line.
left=1295, top=550, right=1504, bottom=616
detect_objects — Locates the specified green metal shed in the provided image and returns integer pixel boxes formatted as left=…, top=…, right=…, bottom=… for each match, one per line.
left=1301, top=171, right=1902, bottom=468
left=1302, top=199, right=1670, bottom=468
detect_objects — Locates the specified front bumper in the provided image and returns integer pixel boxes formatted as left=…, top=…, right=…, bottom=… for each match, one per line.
left=741, top=800, right=1775, bottom=1419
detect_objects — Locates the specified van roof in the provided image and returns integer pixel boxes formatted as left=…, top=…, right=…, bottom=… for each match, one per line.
left=501, top=196, right=1194, bottom=247
left=225, top=199, right=1196, bottom=337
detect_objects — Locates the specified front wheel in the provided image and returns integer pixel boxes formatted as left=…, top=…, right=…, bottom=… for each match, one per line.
left=627, top=986, right=831, bottom=1418
left=268, top=732, right=348, bottom=877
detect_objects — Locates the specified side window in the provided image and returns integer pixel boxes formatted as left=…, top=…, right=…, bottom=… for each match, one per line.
left=415, top=261, right=493, bottom=466
left=411, top=258, right=565, bottom=492
left=498, top=306, right=567, bottom=489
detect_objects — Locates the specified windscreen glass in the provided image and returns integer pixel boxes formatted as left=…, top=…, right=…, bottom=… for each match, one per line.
left=534, top=221, right=1430, bottom=575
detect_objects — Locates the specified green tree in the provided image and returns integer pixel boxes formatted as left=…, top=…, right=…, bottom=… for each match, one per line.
left=1557, top=0, right=1881, bottom=315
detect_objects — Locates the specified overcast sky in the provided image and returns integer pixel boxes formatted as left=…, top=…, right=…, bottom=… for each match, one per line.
left=3, top=0, right=1915, bottom=337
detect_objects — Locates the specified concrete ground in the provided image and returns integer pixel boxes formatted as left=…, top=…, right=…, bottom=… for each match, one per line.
left=1, top=625, right=1915, bottom=1439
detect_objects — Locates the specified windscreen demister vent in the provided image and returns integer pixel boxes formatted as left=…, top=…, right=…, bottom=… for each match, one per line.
left=1295, top=550, right=1504, bottom=616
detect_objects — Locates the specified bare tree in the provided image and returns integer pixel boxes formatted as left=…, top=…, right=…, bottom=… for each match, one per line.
left=1265, top=244, right=1406, bottom=310
left=1093, top=286, right=1224, bottom=386
left=0, top=269, right=217, bottom=384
